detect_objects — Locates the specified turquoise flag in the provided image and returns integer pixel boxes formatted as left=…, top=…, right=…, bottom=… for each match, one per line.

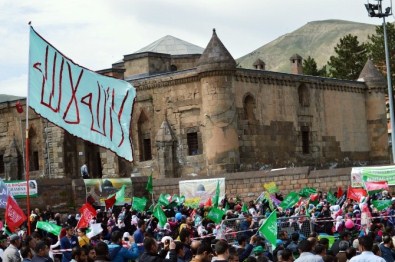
left=259, top=211, right=277, bottom=247
left=279, top=192, right=299, bottom=209
left=28, top=27, right=136, bottom=161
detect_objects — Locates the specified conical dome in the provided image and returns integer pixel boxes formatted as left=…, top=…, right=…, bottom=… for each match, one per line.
left=197, top=29, right=236, bottom=73
left=358, top=59, right=386, bottom=88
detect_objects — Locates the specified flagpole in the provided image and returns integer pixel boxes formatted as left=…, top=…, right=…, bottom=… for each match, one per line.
left=26, top=22, right=32, bottom=235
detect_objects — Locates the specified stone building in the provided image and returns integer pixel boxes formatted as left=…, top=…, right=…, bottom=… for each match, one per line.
left=0, top=30, right=389, bottom=180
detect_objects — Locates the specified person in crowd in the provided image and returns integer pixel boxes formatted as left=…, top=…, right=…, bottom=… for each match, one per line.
left=175, top=241, right=186, bottom=262
left=20, top=246, right=33, bottom=262
left=336, top=240, right=349, bottom=262
left=331, top=231, right=351, bottom=255
left=60, top=226, right=79, bottom=262
left=31, top=241, right=50, bottom=262
left=77, top=228, right=90, bottom=248
left=379, top=235, right=395, bottom=262
left=294, top=239, right=323, bottom=262
left=70, top=247, right=87, bottom=262
left=349, top=236, right=386, bottom=262
left=190, top=241, right=213, bottom=262
left=107, top=230, right=139, bottom=262
left=3, top=234, right=22, bottom=262
left=139, top=236, right=177, bottom=262
left=133, top=219, right=146, bottom=254
left=84, top=245, right=96, bottom=262
left=179, top=228, right=192, bottom=262
left=213, top=239, right=229, bottom=262
left=94, top=242, right=110, bottom=262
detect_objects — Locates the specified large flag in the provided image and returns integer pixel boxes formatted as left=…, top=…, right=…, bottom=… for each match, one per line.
left=0, top=179, right=10, bottom=208
left=279, top=192, right=299, bottom=210
left=28, top=27, right=136, bottom=161
left=78, top=202, right=97, bottom=228
left=104, top=195, right=116, bottom=210
left=364, top=181, right=389, bottom=195
left=347, top=186, right=367, bottom=202
left=37, top=221, right=62, bottom=236
left=299, top=187, right=317, bottom=198
left=5, top=196, right=27, bottom=232
left=259, top=211, right=277, bottom=247
left=146, top=174, right=153, bottom=194
left=212, top=180, right=220, bottom=208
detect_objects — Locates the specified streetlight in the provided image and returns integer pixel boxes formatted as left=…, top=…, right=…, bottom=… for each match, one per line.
left=365, top=0, right=395, bottom=162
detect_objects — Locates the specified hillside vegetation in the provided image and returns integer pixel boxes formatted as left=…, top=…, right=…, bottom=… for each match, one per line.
left=237, top=20, right=377, bottom=73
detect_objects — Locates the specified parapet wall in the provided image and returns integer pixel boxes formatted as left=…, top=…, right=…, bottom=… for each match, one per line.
left=12, top=167, right=357, bottom=214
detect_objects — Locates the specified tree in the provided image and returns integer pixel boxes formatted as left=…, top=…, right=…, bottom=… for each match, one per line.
left=327, top=34, right=368, bottom=80
left=366, top=22, right=395, bottom=85
left=303, top=56, right=328, bottom=77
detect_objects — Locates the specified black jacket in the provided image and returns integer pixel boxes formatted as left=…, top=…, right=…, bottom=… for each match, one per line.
left=139, top=249, right=177, bottom=262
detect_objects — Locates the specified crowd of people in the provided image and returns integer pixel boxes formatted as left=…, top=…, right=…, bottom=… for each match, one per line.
left=0, top=188, right=395, bottom=262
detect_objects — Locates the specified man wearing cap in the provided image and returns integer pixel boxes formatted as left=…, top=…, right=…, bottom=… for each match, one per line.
left=3, top=234, right=22, bottom=262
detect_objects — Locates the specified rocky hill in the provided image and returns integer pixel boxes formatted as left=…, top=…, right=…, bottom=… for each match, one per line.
left=236, top=20, right=377, bottom=73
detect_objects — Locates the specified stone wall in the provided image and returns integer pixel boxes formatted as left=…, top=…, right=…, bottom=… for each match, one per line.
left=8, top=166, right=392, bottom=216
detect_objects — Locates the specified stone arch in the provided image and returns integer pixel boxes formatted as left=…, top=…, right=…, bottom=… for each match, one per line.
left=298, top=84, right=310, bottom=107
left=243, top=93, right=256, bottom=123
left=137, top=109, right=152, bottom=161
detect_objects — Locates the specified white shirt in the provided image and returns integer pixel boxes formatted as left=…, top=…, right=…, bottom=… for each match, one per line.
left=349, top=251, right=386, bottom=262
left=294, top=252, right=324, bottom=262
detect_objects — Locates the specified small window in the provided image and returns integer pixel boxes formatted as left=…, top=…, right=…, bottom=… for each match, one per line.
left=30, top=151, right=39, bottom=171
left=170, top=65, right=177, bottom=71
left=187, top=132, right=199, bottom=155
left=302, top=129, right=310, bottom=154
left=0, top=155, right=4, bottom=173
left=142, top=138, right=152, bottom=161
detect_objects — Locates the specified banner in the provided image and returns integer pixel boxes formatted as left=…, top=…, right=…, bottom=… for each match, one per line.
left=5, top=180, right=38, bottom=198
left=84, top=178, right=132, bottom=206
left=179, top=178, right=225, bottom=206
left=0, top=179, right=11, bottom=208
left=351, top=165, right=395, bottom=187
left=28, top=27, right=135, bottom=161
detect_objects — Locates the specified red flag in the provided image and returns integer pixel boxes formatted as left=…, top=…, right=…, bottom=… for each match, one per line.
left=105, top=195, right=116, bottom=210
left=347, top=186, right=367, bottom=202
left=337, top=187, right=343, bottom=198
left=15, top=101, right=23, bottom=114
left=76, top=214, right=89, bottom=229
left=79, top=203, right=97, bottom=224
left=5, top=196, right=27, bottom=232
left=204, top=198, right=212, bottom=207
left=364, top=181, right=389, bottom=194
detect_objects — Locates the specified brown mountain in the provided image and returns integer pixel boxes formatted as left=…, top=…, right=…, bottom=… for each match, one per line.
left=236, top=19, right=377, bottom=73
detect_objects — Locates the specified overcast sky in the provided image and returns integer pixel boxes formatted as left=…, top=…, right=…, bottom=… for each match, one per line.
left=0, top=0, right=392, bottom=97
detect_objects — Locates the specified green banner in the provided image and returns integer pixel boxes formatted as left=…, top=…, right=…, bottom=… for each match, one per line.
left=351, top=165, right=395, bottom=187
left=5, top=180, right=38, bottom=199
left=36, top=221, right=62, bottom=236
left=372, top=200, right=392, bottom=211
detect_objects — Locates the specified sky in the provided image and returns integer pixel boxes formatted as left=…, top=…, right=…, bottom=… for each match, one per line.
left=0, top=0, right=392, bottom=97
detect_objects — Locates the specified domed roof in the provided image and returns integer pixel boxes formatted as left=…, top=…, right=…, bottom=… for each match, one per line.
left=197, top=29, right=236, bottom=73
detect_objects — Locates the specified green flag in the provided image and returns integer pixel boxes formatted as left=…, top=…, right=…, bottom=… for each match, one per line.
left=224, top=203, right=230, bottom=212
left=372, top=200, right=392, bottom=211
left=132, top=197, right=147, bottom=212
left=259, top=211, right=277, bottom=246
left=115, top=185, right=126, bottom=205
left=241, top=202, right=248, bottom=213
left=213, top=180, right=220, bottom=208
left=158, top=193, right=170, bottom=207
left=299, top=187, right=317, bottom=198
left=146, top=174, right=153, bottom=194
left=327, top=191, right=337, bottom=205
left=153, top=205, right=167, bottom=227
left=207, top=207, right=225, bottom=224
left=37, top=221, right=62, bottom=236
left=279, top=192, right=299, bottom=210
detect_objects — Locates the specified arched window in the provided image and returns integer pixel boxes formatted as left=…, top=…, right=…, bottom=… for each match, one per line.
left=243, top=94, right=256, bottom=123
left=298, top=85, right=310, bottom=107
left=138, top=110, right=152, bottom=161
